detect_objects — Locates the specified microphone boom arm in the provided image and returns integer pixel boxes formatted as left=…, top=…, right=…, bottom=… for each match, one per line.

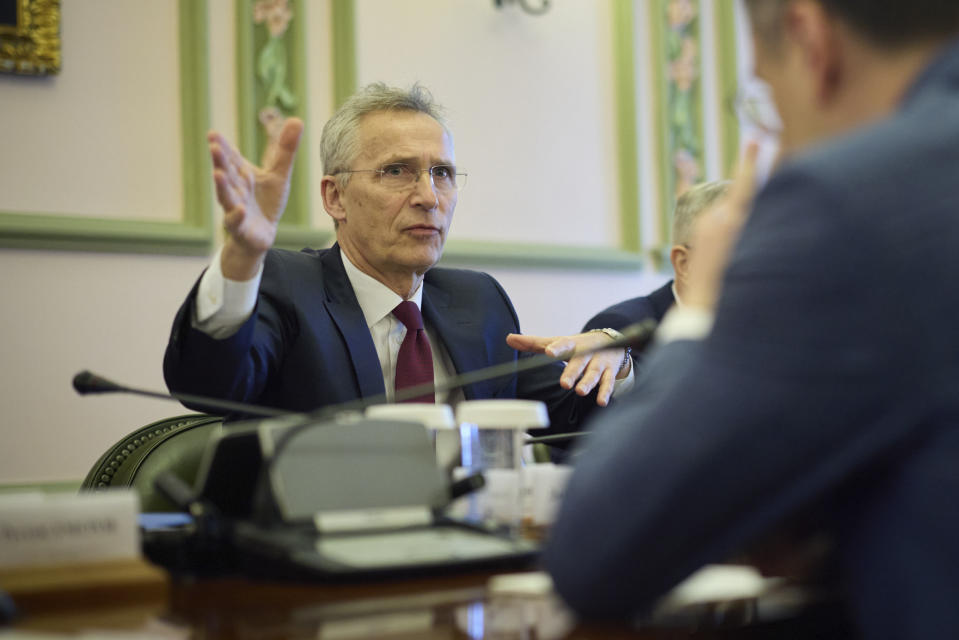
left=72, top=319, right=657, bottom=420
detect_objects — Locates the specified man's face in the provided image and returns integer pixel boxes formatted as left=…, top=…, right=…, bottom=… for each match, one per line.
left=332, top=110, right=456, bottom=284
left=752, top=36, right=802, bottom=154
left=749, top=6, right=832, bottom=156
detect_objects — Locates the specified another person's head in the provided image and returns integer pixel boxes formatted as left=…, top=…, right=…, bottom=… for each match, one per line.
left=319, top=83, right=461, bottom=297
left=744, top=0, right=959, bottom=154
left=670, top=180, right=730, bottom=299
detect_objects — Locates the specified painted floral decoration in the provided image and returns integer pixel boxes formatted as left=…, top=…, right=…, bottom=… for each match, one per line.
left=664, top=0, right=702, bottom=198
left=254, top=0, right=296, bottom=141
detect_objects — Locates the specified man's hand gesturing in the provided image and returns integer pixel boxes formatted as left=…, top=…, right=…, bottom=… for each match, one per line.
left=209, top=117, right=304, bottom=280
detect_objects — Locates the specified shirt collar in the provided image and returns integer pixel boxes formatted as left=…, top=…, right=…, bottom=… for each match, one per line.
left=340, top=250, right=424, bottom=328
left=671, top=281, right=685, bottom=308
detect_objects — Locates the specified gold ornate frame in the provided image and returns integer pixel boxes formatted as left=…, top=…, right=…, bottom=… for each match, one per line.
left=0, top=0, right=60, bottom=75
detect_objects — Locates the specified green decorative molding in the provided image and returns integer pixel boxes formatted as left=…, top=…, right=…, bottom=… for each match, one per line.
left=275, top=225, right=333, bottom=250
left=330, top=0, right=356, bottom=109
left=0, top=0, right=213, bottom=255
left=0, top=214, right=211, bottom=254
left=649, top=0, right=706, bottom=251
left=715, top=0, right=740, bottom=176
left=612, top=0, right=641, bottom=254
left=236, top=0, right=312, bottom=250
left=441, top=239, right=644, bottom=270
left=0, top=480, right=80, bottom=494
left=649, top=3, right=667, bottom=248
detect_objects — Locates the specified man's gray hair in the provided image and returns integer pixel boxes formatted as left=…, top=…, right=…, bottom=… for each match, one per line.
left=672, top=180, right=731, bottom=246
left=320, top=82, right=449, bottom=180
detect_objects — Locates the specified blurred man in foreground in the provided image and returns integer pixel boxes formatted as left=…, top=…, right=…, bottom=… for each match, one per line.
left=541, top=1, right=959, bottom=636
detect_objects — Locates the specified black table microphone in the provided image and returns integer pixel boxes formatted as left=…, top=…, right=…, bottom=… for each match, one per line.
left=72, top=370, right=287, bottom=418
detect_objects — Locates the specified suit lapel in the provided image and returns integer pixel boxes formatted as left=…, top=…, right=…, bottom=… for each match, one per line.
left=320, top=245, right=385, bottom=399
left=650, top=280, right=677, bottom=323
left=421, top=279, right=493, bottom=400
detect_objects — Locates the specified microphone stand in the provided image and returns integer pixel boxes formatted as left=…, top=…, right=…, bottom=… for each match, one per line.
left=72, top=371, right=287, bottom=418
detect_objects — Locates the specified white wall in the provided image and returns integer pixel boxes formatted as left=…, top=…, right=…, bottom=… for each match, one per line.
left=0, top=249, right=210, bottom=481
left=0, top=0, right=734, bottom=485
left=0, top=1, right=183, bottom=220
left=354, top=0, right=620, bottom=248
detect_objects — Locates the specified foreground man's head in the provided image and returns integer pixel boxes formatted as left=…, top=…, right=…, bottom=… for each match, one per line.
left=745, top=0, right=959, bottom=154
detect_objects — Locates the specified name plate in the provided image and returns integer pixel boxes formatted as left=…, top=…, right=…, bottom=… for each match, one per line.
left=0, top=490, right=140, bottom=569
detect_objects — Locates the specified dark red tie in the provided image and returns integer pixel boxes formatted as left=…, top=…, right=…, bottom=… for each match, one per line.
left=392, top=301, right=434, bottom=403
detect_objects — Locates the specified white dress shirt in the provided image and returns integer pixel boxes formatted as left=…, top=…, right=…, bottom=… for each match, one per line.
left=657, top=282, right=715, bottom=344
left=338, top=253, right=459, bottom=404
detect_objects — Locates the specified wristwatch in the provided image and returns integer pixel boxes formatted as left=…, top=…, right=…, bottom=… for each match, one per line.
left=588, top=328, right=632, bottom=376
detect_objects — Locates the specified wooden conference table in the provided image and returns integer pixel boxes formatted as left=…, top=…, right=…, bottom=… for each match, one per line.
left=10, top=562, right=847, bottom=639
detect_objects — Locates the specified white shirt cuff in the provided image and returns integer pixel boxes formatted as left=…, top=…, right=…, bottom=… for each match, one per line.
left=611, top=360, right=635, bottom=396
left=192, top=246, right=263, bottom=338
left=589, top=327, right=636, bottom=398
left=655, top=306, right=715, bottom=344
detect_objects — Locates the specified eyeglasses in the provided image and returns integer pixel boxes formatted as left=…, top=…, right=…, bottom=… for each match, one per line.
left=729, top=79, right=782, bottom=136
left=337, top=163, right=468, bottom=192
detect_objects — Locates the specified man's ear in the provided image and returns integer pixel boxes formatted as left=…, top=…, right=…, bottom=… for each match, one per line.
left=670, top=245, right=689, bottom=282
left=321, top=175, right=347, bottom=226
left=784, top=0, right=843, bottom=104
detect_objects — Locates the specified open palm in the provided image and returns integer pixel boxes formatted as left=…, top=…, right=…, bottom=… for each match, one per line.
left=208, top=117, right=304, bottom=255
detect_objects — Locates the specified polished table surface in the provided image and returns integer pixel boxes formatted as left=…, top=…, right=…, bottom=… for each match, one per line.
left=11, top=566, right=849, bottom=639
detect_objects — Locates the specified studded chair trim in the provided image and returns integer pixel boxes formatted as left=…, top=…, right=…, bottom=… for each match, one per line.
left=80, top=414, right=222, bottom=490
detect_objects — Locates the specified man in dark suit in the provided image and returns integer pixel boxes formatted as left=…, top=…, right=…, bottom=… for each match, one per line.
left=164, top=83, right=633, bottom=425
left=582, top=180, right=729, bottom=333
left=541, top=1, right=959, bottom=637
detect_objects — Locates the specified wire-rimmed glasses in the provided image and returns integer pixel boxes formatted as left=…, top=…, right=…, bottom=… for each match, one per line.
left=337, top=163, right=468, bottom=192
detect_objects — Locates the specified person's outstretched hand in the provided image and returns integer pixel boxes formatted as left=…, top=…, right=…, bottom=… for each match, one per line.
left=505, top=331, right=629, bottom=407
left=209, top=117, right=304, bottom=280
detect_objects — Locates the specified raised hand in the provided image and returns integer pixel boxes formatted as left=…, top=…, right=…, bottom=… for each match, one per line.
left=209, top=117, right=304, bottom=280
left=505, top=331, right=630, bottom=407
